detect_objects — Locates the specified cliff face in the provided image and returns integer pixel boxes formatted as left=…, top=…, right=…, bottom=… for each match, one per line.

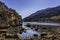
left=0, top=1, right=22, bottom=31
left=23, top=6, right=60, bottom=22
left=0, top=1, right=22, bottom=40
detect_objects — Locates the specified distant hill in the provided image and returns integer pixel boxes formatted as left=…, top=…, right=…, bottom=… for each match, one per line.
left=23, top=6, right=60, bottom=22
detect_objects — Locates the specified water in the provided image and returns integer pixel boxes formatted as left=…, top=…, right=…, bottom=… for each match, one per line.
left=21, top=22, right=60, bottom=39
left=24, top=22, right=60, bottom=26
left=21, top=22, right=40, bottom=39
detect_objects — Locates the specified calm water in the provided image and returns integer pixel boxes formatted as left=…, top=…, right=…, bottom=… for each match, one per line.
left=24, top=22, right=60, bottom=26
left=21, top=22, right=40, bottom=39
left=21, top=22, right=60, bottom=39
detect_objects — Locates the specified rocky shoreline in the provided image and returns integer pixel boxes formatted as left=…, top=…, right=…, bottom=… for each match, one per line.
left=0, top=1, right=60, bottom=40
left=24, top=22, right=60, bottom=40
left=0, top=1, right=24, bottom=40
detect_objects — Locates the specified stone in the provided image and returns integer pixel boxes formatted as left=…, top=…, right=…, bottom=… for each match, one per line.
left=0, top=1, right=22, bottom=40
left=26, top=36, right=31, bottom=40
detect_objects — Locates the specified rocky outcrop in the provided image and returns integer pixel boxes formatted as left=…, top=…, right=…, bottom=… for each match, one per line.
left=23, top=6, right=60, bottom=22
left=0, top=1, right=22, bottom=40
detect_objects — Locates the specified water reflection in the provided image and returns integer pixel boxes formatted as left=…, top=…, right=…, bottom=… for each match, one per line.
left=21, top=22, right=60, bottom=40
left=21, top=22, right=40, bottom=39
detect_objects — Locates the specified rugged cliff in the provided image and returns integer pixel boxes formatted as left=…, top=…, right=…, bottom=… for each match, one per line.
left=23, top=6, right=60, bottom=22
left=0, top=1, right=22, bottom=40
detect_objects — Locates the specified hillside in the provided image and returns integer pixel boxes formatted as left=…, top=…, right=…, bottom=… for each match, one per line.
left=0, top=1, right=23, bottom=34
left=23, top=6, right=60, bottom=22
left=0, top=1, right=24, bottom=40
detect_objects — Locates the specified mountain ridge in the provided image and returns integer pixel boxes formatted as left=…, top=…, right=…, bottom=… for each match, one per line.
left=23, top=6, right=60, bottom=22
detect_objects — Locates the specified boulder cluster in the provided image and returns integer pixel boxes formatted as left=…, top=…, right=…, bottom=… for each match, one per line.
left=24, top=31, right=60, bottom=40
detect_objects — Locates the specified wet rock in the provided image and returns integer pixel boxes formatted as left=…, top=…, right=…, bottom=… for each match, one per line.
left=25, top=23, right=31, bottom=27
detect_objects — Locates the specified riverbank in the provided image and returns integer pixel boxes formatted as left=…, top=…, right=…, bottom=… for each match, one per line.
left=21, top=22, right=60, bottom=40
left=19, top=31, right=60, bottom=40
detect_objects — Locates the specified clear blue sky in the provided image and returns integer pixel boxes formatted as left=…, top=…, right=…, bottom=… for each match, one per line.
left=0, top=0, right=60, bottom=18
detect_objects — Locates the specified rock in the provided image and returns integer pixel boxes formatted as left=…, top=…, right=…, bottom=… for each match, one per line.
left=32, top=34, right=39, bottom=40
left=41, top=32, right=47, bottom=38
left=26, top=36, right=31, bottom=40
left=0, top=1, right=22, bottom=40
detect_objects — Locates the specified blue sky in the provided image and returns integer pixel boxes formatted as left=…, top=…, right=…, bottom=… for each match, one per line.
left=0, top=0, right=60, bottom=18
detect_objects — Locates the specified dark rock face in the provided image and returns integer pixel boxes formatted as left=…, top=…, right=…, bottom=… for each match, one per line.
left=23, top=6, right=60, bottom=22
left=0, top=1, right=22, bottom=40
